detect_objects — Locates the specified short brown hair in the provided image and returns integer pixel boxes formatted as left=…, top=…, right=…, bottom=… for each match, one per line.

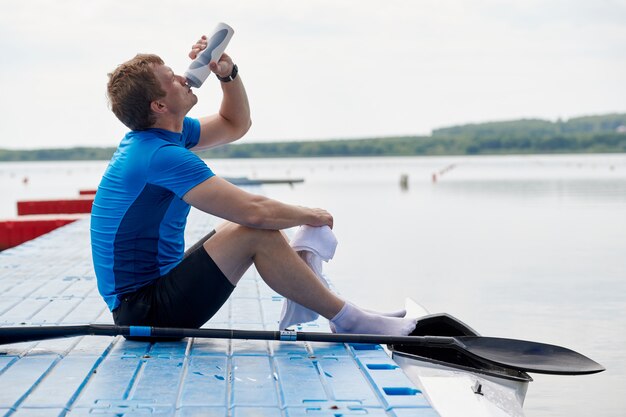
left=107, top=54, right=165, bottom=131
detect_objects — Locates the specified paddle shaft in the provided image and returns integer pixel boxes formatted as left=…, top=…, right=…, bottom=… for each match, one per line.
left=0, top=324, right=457, bottom=347
left=140, top=326, right=457, bottom=346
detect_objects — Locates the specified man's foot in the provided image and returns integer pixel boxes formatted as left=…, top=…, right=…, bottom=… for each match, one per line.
left=330, top=302, right=417, bottom=336
left=329, top=307, right=407, bottom=332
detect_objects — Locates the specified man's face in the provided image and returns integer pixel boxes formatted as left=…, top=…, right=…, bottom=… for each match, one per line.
left=152, top=63, right=198, bottom=117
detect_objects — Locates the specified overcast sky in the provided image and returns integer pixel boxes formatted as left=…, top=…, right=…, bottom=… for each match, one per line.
left=1, top=0, right=625, bottom=149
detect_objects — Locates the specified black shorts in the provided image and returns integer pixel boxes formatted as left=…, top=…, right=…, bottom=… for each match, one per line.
left=112, top=233, right=234, bottom=339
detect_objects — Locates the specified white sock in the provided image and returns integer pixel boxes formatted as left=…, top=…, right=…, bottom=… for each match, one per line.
left=330, top=302, right=417, bottom=336
left=334, top=296, right=406, bottom=318
left=364, top=308, right=406, bottom=318
left=329, top=307, right=406, bottom=332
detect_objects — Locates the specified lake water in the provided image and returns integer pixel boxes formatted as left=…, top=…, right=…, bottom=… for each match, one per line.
left=1, top=154, right=625, bottom=417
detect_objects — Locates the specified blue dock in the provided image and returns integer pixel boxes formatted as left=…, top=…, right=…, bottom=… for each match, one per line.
left=0, top=206, right=438, bottom=417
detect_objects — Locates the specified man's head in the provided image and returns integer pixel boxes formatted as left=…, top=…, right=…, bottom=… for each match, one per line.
left=107, top=54, right=198, bottom=131
left=107, top=54, right=166, bottom=131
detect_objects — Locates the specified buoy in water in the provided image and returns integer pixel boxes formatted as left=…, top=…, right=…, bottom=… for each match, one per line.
left=399, top=174, right=409, bottom=190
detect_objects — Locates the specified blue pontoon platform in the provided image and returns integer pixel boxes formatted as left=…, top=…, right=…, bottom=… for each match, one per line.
left=0, top=206, right=438, bottom=417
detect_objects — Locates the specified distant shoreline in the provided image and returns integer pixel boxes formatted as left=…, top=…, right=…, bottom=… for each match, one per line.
left=1, top=150, right=626, bottom=164
left=2, top=113, right=625, bottom=161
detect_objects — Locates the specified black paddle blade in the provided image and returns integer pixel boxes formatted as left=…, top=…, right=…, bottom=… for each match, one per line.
left=459, top=336, right=605, bottom=375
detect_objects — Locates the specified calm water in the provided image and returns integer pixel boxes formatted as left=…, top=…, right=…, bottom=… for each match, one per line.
left=1, top=154, right=625, bottom=417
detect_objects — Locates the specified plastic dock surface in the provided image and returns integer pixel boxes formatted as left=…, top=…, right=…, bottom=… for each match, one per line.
left=0, top=207, right=438, bottom=417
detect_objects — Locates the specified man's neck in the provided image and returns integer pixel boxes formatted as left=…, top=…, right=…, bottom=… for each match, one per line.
left=151, top=116, right=184, bottom=133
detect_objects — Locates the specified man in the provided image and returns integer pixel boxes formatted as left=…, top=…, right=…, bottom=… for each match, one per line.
left=91, top=35, right=416, bottom=336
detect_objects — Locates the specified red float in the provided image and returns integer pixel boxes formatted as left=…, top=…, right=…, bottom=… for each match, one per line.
left=17, top=197, right=95, bottom=215
left=0, top=215, right=84, bottom=251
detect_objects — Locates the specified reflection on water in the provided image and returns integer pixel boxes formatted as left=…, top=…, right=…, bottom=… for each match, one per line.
left=1, top=154, right=625, bottom=417
left=436, top=178, right=626, bottom=208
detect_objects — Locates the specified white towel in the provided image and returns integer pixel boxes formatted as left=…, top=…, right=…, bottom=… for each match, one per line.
left=278, top=225, right=338, bottom=330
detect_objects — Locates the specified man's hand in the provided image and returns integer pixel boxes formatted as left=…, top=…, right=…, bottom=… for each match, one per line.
left=209, top=54, right=234, bottom=79
left=306, top=208, right=334, bottom=229
left=188, top=35, right=207, bottom=59
left=188, top=35, right=234, bottom=79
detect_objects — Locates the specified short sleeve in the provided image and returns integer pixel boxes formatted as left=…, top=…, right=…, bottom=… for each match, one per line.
left=148, top=144, right=214, bottom=198
left=182, top=117, right=201, bottom=149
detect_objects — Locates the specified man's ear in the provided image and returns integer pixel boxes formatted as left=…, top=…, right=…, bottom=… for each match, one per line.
left=150, top=101, right=167, bottom=114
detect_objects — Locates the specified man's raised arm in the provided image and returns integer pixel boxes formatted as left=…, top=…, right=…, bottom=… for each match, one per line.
left=189, top=36, right=251, bottom=150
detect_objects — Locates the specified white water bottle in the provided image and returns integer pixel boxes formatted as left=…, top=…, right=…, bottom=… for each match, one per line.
left=185, top=22, right=234, bottom=88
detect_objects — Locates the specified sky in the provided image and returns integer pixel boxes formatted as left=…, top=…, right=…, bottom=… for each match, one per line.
left=1, top=0, right=625, bottom=150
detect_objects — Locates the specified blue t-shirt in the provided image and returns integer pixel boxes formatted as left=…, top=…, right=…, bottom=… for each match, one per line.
left=91, top=117, right=214, bottom=311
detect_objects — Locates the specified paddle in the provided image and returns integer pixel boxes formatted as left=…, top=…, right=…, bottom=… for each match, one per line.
left=0, top=324, right=604, bottom=375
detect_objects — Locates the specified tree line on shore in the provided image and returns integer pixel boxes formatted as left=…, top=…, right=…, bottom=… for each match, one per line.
left=1, top=113, right=625, bottom=161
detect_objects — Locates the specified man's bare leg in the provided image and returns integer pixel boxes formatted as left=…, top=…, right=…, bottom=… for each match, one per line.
left=203, top=222, right=344, bottom=319
left=203, top=222, right=417, bottom=335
